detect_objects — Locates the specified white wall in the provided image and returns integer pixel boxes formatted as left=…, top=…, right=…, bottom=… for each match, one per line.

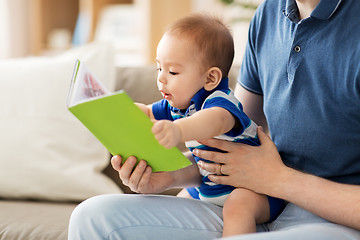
left=0, top=0, right=30, bottom=59
left=0, top=0, right=11, bottom=58
left=192, top=0, right=254, bottom=66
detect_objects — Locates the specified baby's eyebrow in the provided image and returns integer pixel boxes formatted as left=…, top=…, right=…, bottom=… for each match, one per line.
left=157, top=61, right=183, bottom=68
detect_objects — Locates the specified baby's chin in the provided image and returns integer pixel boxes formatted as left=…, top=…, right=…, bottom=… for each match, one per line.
left=167, top=101, right=190, bottom=111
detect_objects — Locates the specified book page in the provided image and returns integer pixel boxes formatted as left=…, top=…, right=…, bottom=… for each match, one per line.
left=67, top=60, right=110, bottom=107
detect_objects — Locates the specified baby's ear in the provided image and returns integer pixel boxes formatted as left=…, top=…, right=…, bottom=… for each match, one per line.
left=204, top=67, right=222, bottom=91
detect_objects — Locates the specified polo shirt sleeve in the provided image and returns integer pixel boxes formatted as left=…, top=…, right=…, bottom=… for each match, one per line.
left=202, top=92, right=251, bottom=137
left=238, top=10, right=263, bottom=95
left=151, top=99, right=173, bottom=121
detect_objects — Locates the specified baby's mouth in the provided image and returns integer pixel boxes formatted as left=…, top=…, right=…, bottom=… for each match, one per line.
left=160, top=90, right=171, bottom=99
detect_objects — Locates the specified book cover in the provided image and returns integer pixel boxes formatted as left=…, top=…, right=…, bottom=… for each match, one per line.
left=67, top=60, right=192, bottom=172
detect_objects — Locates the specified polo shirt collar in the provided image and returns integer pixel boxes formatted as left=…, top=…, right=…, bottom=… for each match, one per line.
left=283, top=0, right=342, bottom=23
left=312, top=0, right=342, bottom=20
left=283, top=0, right=300, bottom=23
left=190, top=77, right=229, bottom=111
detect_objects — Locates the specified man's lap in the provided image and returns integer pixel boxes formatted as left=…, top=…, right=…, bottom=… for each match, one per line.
left=68, top=194, right=223, bottom=239
left=68, top=194, right=360, bottom=240
left=226, top=203, right=360, bottom=240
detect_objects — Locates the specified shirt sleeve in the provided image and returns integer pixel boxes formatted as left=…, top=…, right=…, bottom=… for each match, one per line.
left=151, top=99, right=173, bottom=121
left=238, top=8, right=263, bottom=95
left=202, top=91, right=251, bottom=137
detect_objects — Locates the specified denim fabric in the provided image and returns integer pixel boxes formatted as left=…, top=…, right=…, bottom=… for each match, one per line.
left=68, top=194, right=360, bottom=240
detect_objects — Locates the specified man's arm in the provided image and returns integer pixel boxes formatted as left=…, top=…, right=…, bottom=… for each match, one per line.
left=233, top=83, right=268, bottom=134
left=275, top=161, right=360, bottom=230
left=195, top=127, right=360, bottom=230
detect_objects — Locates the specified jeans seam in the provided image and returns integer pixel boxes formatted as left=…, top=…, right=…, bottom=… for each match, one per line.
left=107, top=224, right=222, bottom=239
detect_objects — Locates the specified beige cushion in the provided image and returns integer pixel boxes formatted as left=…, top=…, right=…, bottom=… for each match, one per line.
left=114, top=65, right=162, bottom=104
left=0, top=200, right=76, bottom=240
left=0, top=43, right=122, bottom=202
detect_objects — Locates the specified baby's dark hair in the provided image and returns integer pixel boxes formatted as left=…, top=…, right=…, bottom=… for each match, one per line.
left=166, top=13, right=234, bottom=78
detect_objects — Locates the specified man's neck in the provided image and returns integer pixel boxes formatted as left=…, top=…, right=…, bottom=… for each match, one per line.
left=296, top=0, right=321, bottom=19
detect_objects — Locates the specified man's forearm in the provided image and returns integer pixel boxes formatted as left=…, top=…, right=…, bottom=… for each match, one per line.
left=168, top=151, right=202, bottom=189
left=272, top=167, right=360, bottom=230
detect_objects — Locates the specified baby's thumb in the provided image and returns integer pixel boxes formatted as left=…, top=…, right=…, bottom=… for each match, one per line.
left=151, top=120, right=163, bottom=134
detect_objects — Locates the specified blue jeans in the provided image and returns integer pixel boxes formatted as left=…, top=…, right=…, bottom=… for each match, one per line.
left=68, top=194, right=360, bottom=240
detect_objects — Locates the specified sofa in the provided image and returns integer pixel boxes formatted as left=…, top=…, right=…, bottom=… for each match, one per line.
left=0, top=43, right=239, bottom=240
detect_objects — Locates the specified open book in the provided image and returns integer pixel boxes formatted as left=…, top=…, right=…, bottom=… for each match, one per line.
left=67, top=60, right=192, bottom=172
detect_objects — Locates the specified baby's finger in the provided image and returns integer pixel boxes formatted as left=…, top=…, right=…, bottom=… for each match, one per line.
left=152, top=121, right=164, bottom=134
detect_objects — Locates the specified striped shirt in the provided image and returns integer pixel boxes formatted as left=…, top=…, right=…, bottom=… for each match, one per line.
left=152, top=78, right=259, bottom=206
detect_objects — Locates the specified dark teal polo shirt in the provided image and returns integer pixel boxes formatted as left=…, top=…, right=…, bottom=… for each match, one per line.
left=239, top=0, right=360, bottom=184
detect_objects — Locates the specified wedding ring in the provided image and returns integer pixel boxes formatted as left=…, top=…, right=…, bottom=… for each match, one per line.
left=219, top=164, right=222, bottom=175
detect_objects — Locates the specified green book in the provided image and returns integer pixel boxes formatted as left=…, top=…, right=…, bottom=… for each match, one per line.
left=67, top=60, right=192, bottom=172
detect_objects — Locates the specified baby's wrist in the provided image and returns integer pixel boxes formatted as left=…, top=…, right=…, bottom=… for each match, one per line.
left=173, top=121, right=184, bottom=142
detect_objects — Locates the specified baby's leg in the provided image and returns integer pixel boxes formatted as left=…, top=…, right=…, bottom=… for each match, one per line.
left=222, top=188, right=270, bottom=237
left=177, top=188, right=192, bottom=198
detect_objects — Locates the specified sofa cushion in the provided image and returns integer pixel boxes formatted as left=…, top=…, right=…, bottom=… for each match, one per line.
left=114, top=65, right=161, bottom=104
left=0, top=200, right=76, bottom=240
left=0, top=43, right=122, bottom=202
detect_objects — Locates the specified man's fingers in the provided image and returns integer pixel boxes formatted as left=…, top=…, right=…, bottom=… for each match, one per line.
left=117, top=156, right=137, bottom=185
left=127, top=159, right=148, bottom=192
left=257, top=126, right=271, bottom=145
left=193, top=148, right=227, bottom=164
left=111, top=155, right=122, bottom=171
left=137, top=166, right=153, bottom=193
left=197, top=160, right=224, bottom=174
left=198, top=138, right=236, bottom=152
left=207, top=174, right=230, bottom=186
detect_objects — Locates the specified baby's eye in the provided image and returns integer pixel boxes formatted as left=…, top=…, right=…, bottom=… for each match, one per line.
left=156, top=67, right=162, bottom=72
left=169, top=71, right=178, bottom=75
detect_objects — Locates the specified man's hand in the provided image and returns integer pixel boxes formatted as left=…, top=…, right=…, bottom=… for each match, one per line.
left=111, top=155, right=174, bottom=194
left=152, top=120, right=182, bottom=149
left=194, top=126, right=286, bottom=195
left=111, top=153, right=202, bottom=194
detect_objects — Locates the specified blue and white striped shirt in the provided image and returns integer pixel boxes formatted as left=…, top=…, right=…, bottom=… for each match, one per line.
left=152, top=78, right=259, bottom=206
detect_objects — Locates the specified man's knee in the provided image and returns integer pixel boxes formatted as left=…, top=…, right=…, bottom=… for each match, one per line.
left=68, top=194, right=119, bottom=239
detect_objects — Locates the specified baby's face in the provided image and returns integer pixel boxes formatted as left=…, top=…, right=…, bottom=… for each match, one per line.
left=155, top=33, right=207, bottom=110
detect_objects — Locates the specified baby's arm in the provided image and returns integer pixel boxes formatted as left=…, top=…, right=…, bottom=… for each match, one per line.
left=152, top=107, right=235, bottom=148
left=135, top=103, right=155, bottom=119
left=136, top=103, right=181, bottom=148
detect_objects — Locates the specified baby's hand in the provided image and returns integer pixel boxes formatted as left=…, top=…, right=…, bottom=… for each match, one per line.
left=152, top=120, right=182, bottom=149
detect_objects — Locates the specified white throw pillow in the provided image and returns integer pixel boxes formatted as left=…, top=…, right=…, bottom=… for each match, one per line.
left=0, top=43, right=122, bottom=201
